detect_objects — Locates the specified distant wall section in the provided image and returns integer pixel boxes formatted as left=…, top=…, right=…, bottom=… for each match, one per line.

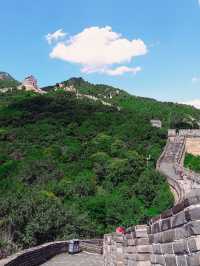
left=185, top=137, right=200, bottom=156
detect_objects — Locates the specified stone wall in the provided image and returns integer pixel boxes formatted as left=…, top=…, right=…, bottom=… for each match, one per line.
left=103, top=130, right=200, bottom=266
left=0, top=241, right=68, bottom=266
left=104, top=225, right=152, bottom=266
left=0, top=239, right=103, bottom=266
left=150, top=190, right=200, bottom=266
left=185, top=138, right=200, bottom=156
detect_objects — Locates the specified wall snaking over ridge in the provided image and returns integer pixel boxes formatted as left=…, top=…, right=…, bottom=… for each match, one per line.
left=103, top=129, right=200, bottom=266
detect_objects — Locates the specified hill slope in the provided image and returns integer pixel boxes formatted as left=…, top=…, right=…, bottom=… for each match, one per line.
left=0, top=72, right=20, bottom=89
left=0, top=79, right=200, bottom=256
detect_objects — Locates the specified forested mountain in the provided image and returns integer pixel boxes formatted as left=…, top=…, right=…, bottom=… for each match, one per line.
left=0, top=78, right=200, bottom=257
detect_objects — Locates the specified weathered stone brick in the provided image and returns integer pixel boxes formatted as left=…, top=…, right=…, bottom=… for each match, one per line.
left=136, top=245, right=152, bottom=254
left=187, top=252, right=200, bottom=266
left=127, top=260, right=137, bottom=266
left=164, top=254, right=177, bottom=266
left=126, top=234, right=133, bottom=239
left=162, top=229, right=175, bottom=243
left=176, top=255, right=188, bottom=266
left=136, top=238, right=150, bottom=245
left=173, top=240, right=188, bottom=255
left=114, top=235, right=125, bottom=243
left=161, top=243, right=173, bottom=254
left=127, top=239, right=136, bottom=246
left=135, top=230, right=148, bottom=238
left=185, top=207, right=200, bottom=221
left=127, top=253, right=151, bottom=261
left=136, top=261, right=151, bottom=266
left=171, top=211, right=187, bottom=228
left=160, top=218, right=171, bottom=231
left=149, top=234, right=153, bottom=244
left=151, top=222, right=161, bottom=234
left=175, top=227, right=189, bottom=240
left=187, top=236, right=200, bottom=253
left=151, top=254, right=165, bottom=265
left=126, top=246, right=137, bottom=254
left=152, top=244, right=162, bottom=254
left=153, top=232, right=163, bottom=244
left=185, top=221, right=200, bottom=236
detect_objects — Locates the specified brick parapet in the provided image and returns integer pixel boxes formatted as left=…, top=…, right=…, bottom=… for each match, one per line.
left=0, top=239, right=103, bottom=266
left=0, top=241, right=68, bottom=266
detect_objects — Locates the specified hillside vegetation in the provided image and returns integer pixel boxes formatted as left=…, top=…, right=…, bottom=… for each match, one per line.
left=0, top=78, right=200, bottom=256
left=184, top=153, right=200, bottom=173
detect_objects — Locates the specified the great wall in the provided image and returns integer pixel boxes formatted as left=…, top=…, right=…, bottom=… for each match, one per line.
left=2, top=129, right=200, bottom=265
left=104, top=129, right=200, bottom=266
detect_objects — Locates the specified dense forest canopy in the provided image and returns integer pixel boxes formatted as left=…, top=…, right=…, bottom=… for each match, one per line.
left=1, top=78, right=200, bottom=256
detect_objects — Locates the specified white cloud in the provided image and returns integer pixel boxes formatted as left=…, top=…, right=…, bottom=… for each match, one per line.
left=181, top=99, right=200, bottom=109
left=81, top=65, right=142, bottom=76
left=49, top=26, right=147, bottom=75
left=192, top=76, right=200, bottom=83
left=46, top=29, right=67, bottom=44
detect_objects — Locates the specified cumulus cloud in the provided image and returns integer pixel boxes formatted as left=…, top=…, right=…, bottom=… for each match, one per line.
left=181, top=99, right=200, bottom=109
left=46, top=29, right=67, bottom=44
left=49, top=26, right=147, bottom=75
left=192, top=76, right=200, bottom=83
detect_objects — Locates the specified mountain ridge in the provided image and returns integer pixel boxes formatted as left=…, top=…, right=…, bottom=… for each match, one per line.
left=1, top=74, right=200, bottom=257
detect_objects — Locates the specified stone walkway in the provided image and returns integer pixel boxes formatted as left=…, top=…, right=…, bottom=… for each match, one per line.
left=41, top=252, right=103, bottom=266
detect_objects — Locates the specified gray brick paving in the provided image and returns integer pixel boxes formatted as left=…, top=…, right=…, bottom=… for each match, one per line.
left=41, top=252, right=103, bottom=266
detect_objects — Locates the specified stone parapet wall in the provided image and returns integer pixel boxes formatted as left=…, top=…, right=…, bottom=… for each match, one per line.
left=104, top=225, right=152, bottom=266
left=0, top=239, right=103, bottom=266
left=150, top=190, right=200, bottom=266
left=80, top=239, right=103, bottom=254
left=104, top=190, right=200, bottom=266
left=0, top=241, right=68, bottom=266
left=179, top=130, right=200, bottom=137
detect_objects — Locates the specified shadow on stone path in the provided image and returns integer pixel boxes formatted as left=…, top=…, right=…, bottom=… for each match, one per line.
left=41, top=252, right=103, bottom=266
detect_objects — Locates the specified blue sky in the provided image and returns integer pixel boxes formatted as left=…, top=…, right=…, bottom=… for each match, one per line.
left=0, top=0, right=200, bottom=104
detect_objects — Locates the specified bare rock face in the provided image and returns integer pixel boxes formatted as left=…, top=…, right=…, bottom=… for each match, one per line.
left=0, top=72, right=15, bottom=81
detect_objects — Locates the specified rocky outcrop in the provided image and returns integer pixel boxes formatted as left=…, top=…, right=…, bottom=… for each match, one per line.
left=0, top=72, right=14, bottom=81
left=103, top=129, right=200, bottom=266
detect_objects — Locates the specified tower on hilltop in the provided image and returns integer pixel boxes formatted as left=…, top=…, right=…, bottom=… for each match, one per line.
left=22, top=75, right=38, bottom=91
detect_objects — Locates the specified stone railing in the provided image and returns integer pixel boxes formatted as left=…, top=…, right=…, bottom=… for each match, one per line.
left=179, top=129, right=200, bottom=137
left=156, top=138, right=171, bottom=170
left=0, top=239, right=103, bottom=266
left=80, top=239, right=103, bottom=254
left=0, top=241, right=68, bottom=266
left=103, top=130, right=200, bottom=265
